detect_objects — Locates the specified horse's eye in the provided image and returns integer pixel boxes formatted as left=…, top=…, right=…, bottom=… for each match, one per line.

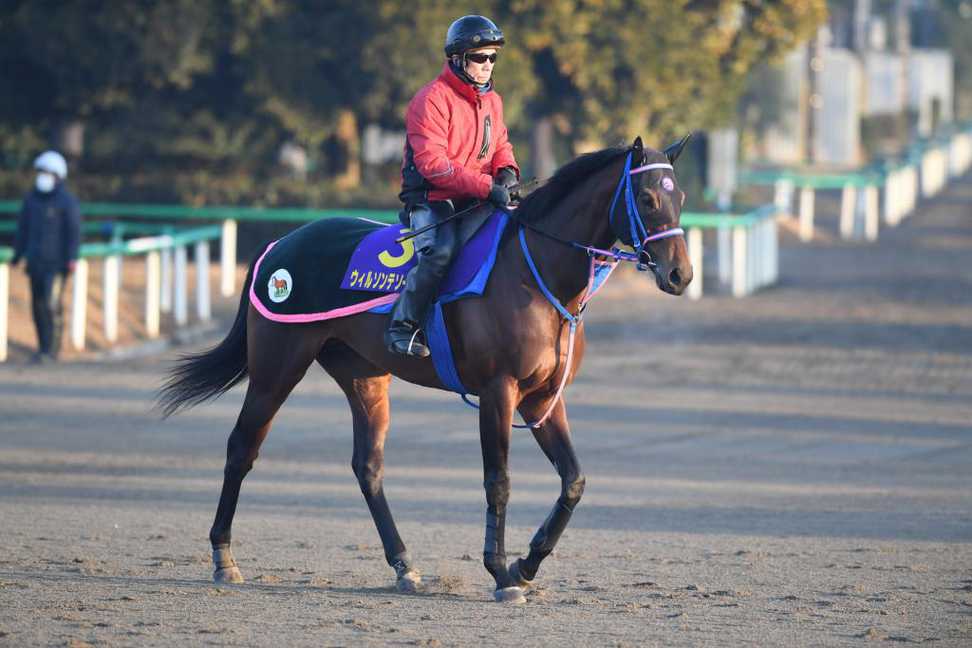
left=640, top=190, right=661, bottom=211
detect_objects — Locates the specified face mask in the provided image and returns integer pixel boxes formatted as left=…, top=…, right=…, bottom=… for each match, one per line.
left=35, top=172, right=56, bottom=193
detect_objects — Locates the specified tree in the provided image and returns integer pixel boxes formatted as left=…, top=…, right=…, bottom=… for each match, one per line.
left=0, top=1, right=828, bottom=205
left=501, top=0, right=827, bottom=166
left=2, top=2, right=211, bottom=152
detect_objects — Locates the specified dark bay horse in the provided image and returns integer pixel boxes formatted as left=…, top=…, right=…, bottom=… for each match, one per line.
left=158, top=136, right=693, bottom=603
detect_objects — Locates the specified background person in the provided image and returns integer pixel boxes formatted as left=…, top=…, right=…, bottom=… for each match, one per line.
left=11, top=150, right=81, bottom=363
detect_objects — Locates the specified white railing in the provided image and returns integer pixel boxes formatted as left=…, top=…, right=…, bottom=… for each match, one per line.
left=0, top=224, right=221, bottom=361
left=682, top=205, right=779, bottom=300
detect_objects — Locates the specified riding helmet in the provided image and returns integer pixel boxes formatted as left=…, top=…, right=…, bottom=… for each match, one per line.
left=444, top=15, right=504, bottom=56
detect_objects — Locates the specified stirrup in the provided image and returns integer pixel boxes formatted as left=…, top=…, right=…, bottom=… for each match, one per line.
left=385, top=326, right=430, bottom=358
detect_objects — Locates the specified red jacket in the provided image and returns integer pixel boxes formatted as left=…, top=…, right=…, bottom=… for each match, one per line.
left=400, top=63, right=519, bottom=205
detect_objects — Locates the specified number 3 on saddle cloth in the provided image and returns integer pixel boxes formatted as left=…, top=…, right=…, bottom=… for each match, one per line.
left=250, top=210, right=513, bottom=394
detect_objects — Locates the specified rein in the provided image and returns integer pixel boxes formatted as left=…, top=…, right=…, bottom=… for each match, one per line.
left=463, top=150, right=686, bottom=429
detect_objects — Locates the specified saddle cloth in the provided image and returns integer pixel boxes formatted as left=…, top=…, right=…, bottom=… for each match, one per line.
left=250, top=211, right=508, bottom=323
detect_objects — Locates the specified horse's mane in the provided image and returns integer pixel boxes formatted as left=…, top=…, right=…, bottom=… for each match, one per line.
left=514, top=146, right=630, bottom=223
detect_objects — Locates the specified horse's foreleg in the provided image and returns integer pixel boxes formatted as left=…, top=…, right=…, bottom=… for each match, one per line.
left=319, top=345, right=419, bottom=592
left=478, top=377, right=524, bottom=603
left=510, top=398, right=584, bottom=588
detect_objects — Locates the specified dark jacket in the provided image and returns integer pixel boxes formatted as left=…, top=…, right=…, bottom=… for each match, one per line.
left=13, top=183, right=81, bottom=273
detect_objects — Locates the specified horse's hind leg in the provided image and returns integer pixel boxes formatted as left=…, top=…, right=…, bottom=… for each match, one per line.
left=318, top=342, right=420, bottom=593
left=210, top=318, right=321, bottom=584
left=509, top=398, right=585, bottom=589
left=209, top=382, right=286, bottom=583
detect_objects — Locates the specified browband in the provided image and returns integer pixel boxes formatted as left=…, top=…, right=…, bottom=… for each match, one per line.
left=629, top=162, right=673, bottom=175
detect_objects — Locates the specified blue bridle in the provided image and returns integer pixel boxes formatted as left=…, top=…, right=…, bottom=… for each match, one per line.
left=500, top=150, right=685, bottom=429
left=607, top=151, right=685, bottom=268
left=455, top=149, right=687, bottom=428
left=516, top=148, right=687, bottom=323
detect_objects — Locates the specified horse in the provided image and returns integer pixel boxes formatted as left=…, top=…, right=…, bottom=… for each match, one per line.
left=157, top=135, right=694, bottom=603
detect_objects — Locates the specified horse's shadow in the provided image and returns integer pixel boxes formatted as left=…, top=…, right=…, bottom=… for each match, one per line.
left=7, top=567, right=492, bottom=603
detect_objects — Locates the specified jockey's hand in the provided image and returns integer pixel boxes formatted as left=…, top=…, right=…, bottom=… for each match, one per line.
left=495, top=167, right=518, bottom=190
left=495, top=167, right=520, bottom=202
left=488, top=183, right=511, bottom=209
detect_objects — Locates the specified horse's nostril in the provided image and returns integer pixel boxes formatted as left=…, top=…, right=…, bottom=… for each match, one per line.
left=669, top=268, right=682, bottom=287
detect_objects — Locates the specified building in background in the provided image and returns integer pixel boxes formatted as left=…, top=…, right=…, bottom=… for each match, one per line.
left=746, top=0, right=957, bottom=168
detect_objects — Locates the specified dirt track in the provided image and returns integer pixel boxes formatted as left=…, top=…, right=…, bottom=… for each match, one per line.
left=1, top=176, right=971, bottom=647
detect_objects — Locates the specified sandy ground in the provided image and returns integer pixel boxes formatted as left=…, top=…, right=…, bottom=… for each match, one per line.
left=1, top=176, right=971, bottom=646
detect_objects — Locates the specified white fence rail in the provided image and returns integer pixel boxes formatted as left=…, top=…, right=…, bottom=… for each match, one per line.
left=0, top=225, right=221, bottom=361
left=754, top=127, right=972, bottom=244
left=682, top=206, right=780, bottom=300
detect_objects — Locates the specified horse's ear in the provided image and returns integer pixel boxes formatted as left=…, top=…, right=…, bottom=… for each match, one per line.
left=632, top=136, right=644, bottom=155
left=663, top=132, right=693, bottom=165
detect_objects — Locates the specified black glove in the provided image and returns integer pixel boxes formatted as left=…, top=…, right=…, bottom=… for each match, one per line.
left=495, top=166, right=518, bottom=190
left=488, top=182, right=511, bottom=208
left=495, top=167, right=520, bottom=202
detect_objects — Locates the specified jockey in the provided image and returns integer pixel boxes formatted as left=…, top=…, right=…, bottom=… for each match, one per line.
left=385, top=14, right=520, bottom=358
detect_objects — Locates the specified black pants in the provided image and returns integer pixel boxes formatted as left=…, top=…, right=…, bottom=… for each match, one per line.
left=389, top=201, right=460, bottom=329
left=29, top=270, right=66, bottom=357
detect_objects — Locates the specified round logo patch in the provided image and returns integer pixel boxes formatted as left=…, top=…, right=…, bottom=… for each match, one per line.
left=661, top=177, right=675, bottom=192
left=268, top=269, right=293, bottom=303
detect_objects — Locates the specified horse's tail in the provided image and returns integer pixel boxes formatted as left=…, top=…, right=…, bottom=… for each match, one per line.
left=156, top=251, right=258, bottom=418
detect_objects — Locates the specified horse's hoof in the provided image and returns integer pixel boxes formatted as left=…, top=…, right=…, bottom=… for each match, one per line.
left=396, top=569, right=421, bottom=593
left=212, top=546, right=243, bottom=584
left=508, top=559, right=535, bottom=590
left=213, top=566, right=244, bottom=584
left=494, top=586, right=526, bottom=604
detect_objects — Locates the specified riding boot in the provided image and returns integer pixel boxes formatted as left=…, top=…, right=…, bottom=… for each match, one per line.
left=384, top=265, right=438, bottom=357
left=385, top=202, right=458, bottom=358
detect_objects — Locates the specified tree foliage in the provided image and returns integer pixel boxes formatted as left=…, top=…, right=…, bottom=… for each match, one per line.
left=0, top=0, right=826, bottom=205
